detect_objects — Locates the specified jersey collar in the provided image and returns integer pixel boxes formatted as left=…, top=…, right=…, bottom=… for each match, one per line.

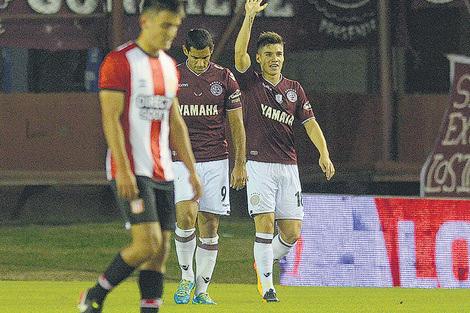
left=186, top=60, right=211, bottom=76
left=262, top=73, right=283, bottom=87
left=133, top=41, right=160, bottom=59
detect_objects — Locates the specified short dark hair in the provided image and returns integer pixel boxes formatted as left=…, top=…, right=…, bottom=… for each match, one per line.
left=256, top=32, right=284, bottom=52
left=140, top=0, right=184, bottom=15
left=185, top=29, right=214, bottom=51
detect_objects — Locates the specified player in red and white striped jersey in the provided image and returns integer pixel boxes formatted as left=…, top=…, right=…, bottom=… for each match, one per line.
left=78, top=1, right=202, bottom=313
left=234, top=0, right=335, bottom=303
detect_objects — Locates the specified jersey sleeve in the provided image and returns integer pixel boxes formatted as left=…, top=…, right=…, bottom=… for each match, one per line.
left=172, top=57, right=181, bottom=95
left=225, top=69, right=242, bottom=111
left=233, top=64, right=257, bottom=92
left=99, top=51, right=130, bottom=91
left=296, top=83, right=315, bottom=123
left=176, top=65, right=181, bottom=95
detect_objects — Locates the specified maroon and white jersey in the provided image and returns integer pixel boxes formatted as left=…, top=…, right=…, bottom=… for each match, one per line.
left=99, top=42, right=179, bottom=182
left=174, top=61, right=242, bottom=162
left=235, top=65, right=314, bottom=164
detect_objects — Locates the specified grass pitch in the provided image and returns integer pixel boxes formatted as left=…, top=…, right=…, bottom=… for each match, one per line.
left=1, top=219, right=470, bottom=312
left=2, top=281, right=470, bottom=312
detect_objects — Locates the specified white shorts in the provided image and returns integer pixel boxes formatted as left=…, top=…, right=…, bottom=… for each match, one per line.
left=246, top=160, right=303, bottom=220
left=173, top=159, right=230, bottom=215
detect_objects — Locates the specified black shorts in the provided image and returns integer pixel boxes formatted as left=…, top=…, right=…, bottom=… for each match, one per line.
left=111, top=176, right=176, bottom=231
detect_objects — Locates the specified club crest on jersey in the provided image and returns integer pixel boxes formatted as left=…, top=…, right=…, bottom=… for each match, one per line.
left=210, top=82, right=223, bottom=96
left=286, top=89, right=298, bottom=102
left=275, top=94, right=283, bottom=104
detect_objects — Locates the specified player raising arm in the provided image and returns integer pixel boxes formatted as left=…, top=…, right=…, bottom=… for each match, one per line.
left=234, top=0, right=335, bottom=303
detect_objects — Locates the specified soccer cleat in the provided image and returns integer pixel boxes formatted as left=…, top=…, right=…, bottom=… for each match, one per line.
left=174, top=279, right=195, bottom=304
left=78, top=290, right=103, bottom=313
left=192, top=292, right=217, bottom=305
left=263, top=288, right=280, bottom=302
left=253, top=262, right=263, bottom=296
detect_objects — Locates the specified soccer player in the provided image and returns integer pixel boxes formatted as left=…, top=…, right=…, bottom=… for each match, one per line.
left=78, top=1, right=203, bottom=312
left=234, top=0, right=335, bottom=302
left=172, top=28, right=247, bottom=305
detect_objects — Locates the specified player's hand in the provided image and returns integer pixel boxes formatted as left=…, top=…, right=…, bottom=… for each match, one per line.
left=115, top=169, right=140, bottom=201
left=319, top=155, right=335, bottom=180
left=189, top=171, right=203, bottom=201
left=245, top=0, right=268, bottom=16
left=230, top=163, right=247, bottom=190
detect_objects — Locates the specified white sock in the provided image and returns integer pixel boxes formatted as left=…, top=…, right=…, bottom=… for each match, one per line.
left=195, top=235, right=219, bottom=296
left=254, top=232, right=274, bottom=294
left=174, top=226, right=196, bottom=282
left=272, top=234, right=295, bottom=262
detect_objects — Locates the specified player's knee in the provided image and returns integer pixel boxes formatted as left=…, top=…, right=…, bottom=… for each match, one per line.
left=176, top=201, right=198, bottom=228
left=281, top=232, right=300, bottom=245
left=132, top=237, right=162, bottom=260
left=130, top=244, right=154, bottom=262
left=177, top=215, right=196, bottom=229
left=200, top=219, right=219, bottom=236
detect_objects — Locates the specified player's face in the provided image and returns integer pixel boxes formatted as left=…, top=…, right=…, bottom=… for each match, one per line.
left=256, top=43, right=284, bottom=78
left=140, top=9, right=183, bottom=51
left=183, top=46, right=213, bottom=74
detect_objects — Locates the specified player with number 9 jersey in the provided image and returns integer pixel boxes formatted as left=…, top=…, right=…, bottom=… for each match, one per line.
left=172, top=29, right=247, bottom=305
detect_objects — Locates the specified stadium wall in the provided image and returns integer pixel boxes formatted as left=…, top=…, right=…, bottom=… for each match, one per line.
left=0, top=93, right=446, bottom=182
left=0, top=93, right=105, bottom=173
left=280, top=194, right=470, bottom=288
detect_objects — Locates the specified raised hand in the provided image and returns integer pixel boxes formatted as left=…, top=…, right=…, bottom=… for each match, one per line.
left=244, top=0, right=268, bottom=16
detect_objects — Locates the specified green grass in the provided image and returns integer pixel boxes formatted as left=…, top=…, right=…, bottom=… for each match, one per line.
left=0, top=217, right=259, bottom=284
left=1, top=281, right=470, bottom=312
left=1, top=219, right=470, bottom=312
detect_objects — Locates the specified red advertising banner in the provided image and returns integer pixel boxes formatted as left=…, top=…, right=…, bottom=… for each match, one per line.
left=420, top=54, right=470, bottom=198
left=375, top=197, right=470, bottom=287
left=281, top=195, right=470, bottom=289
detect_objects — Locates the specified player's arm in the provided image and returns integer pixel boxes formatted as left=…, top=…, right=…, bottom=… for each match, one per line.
left=234, top=0, right=267, bottom=72
left=100, top=90, right=139, bottom=201
left=227, top=108, right=247, bottom=190
left=303, top=118, right=335, bottom=180
left=169, top=97, right=203, bottom=200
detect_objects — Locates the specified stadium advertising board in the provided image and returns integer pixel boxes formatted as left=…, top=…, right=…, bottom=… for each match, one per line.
left=280, top=195, right=470, bottom=288
left=0, top=0, right=376, bottom=50
left=308, top=0, right=377, bottom=41
left=420, top=54, right=470, bottom=198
